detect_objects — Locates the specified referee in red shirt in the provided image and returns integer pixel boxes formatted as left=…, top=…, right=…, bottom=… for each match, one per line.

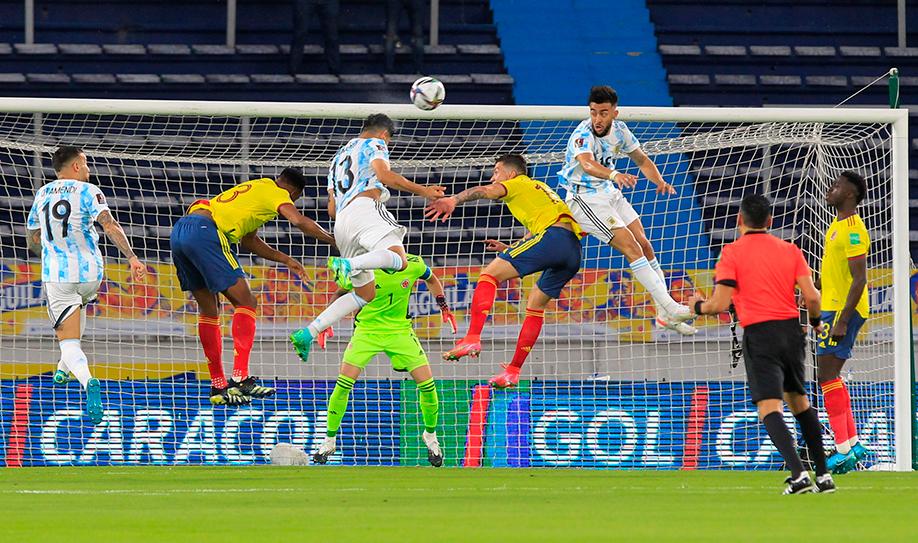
left=689, top=195, right=833, bottom=495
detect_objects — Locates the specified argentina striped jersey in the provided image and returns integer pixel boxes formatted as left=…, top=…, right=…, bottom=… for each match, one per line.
left=328, top=137, right=391, bottom=212
left=26, top=179, right=109, bottom=283
left=557, top=119, right=641, bottom=196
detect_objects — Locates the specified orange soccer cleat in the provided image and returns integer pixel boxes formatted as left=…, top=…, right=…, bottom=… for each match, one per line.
left=488, top=364, right=521, bottom=389
left=442, top=338, right=482, bottom=361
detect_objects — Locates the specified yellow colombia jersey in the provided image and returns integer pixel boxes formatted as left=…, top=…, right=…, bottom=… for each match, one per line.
left=499, top=175, right=583, bottom=237
left=821, top=214, right=870, bottom=317
left=190, top=178, right=294, bottom=243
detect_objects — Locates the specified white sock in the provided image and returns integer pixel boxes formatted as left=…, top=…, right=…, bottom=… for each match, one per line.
left=59, top=339, right=91, bottom=388
left=57, top=359, right=69, bottom=373
left=848, top=436, right=859, bottom=449
left=307, top=292, right=369, bottom=336
left=631, top=257, right=683, bottom=315
left=836, top=441, right=851, bottom=454
left=348, top=249, right=403, bottom=272
left=648, top=257, right=668, bottom=315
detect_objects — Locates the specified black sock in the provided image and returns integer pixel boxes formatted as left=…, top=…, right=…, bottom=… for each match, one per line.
left=795, top=407, right=828, bottom=476
left=763, top=411, right=804, bottom=478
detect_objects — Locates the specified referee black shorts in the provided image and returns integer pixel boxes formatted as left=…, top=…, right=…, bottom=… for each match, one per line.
left=741, top=318, right=807, bottom=404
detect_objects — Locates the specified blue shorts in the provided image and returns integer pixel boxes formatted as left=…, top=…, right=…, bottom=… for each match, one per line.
left=170, top=215, right=245, bottom=293
left=816, top=310, right=867, bottom=360
left=496, top=226, right=582, bottom=298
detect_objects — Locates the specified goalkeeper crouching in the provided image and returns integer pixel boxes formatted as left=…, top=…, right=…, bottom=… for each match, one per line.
left=306, top=254, right=457, bottom=467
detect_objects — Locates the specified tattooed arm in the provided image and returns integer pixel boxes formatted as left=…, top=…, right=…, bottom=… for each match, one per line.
left=424, top=182, right=507, bottom=222
left=96, top=210, right=146, bottom=281
left=26, top=228, right=41, bottom=257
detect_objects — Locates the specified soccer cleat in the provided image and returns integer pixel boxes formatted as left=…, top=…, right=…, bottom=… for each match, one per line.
left=442, top=338, right=482, bottom=361
left=422, top=431, right=443, bottom=467
left=209, top=386, right=252, bottom=407
left=229, top=376, right=276, bottom=399
left=815, top=474, right=837, bottom=494
left=827, top=450, right=857, bottom=474
left=290, top=328, right=315, bottom=363
left=488, top=364, right=521, bottom=389
left=86, top=377, right=103, bottom=425
left=782, top=474, right=815, bottom=495
left=667, top=305, right=695, bottom=324
left=327, top=256, right=353, bottom=290
left=656, top=315, right=698, bottom=336
left=852, top=441, right=869, bottom=463
left=53, top=369, right=74, bottom=385
left=312, top=436, right=336, bottom=464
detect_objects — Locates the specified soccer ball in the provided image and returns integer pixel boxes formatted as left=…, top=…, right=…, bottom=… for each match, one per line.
left=410, top=77, right=446, bottom=110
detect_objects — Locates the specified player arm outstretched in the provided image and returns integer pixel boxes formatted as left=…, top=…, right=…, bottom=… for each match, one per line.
left=574, top=152, right=638, bottom=190
left=371, top=159, right=445, bottom=200
left=422, top=268, right=458, bottom=334
left=278, top=202, right=336, bottom=247
left=626, top=148, right=675, bottom=195
left=424, top=182, right=507, bottom=222
left=95, top=210, right=146, bottom=281
left=239, top=232, right=307, bottom=278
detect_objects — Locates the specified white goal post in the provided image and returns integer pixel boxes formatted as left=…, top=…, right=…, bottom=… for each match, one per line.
left=0, top=98, right=910, bottom=471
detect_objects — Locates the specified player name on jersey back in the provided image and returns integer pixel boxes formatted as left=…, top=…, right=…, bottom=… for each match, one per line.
left=27, top=179, right=109, bottom=283
left=329, top=137, right=392, bottom=212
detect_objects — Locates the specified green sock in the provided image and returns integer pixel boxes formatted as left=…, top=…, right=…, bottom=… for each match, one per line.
left=326, top=374, right=356, bottom=437
left=417, top=378, right=439, bottom=434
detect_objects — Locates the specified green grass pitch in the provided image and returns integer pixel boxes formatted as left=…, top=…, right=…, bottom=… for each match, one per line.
left=2, top=467, right=917, bottom=542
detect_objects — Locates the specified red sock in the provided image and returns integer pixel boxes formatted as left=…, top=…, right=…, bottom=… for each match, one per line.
left=842, top=381, right=859, bottom=441
left=198, top=317, right=226, bottom=389
left=510, top=308, right=545, bottom=369
left=231, top=306, right=257, bottom=381
left=821, top=378, right=850, bottom=446
left=466, top=274, right=498, bottom=339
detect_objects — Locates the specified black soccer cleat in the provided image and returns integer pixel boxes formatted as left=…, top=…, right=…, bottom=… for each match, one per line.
left=783, top=474, right=816, bottom=495
left=312, top=437, right=336, bottom=465
left=209, top=386, right=252, bottom=407
left=815, top=474, right=837, bottom=494
left=422, top=431, right=443, bottom=468
left=229, top=376, right=276, bottom=399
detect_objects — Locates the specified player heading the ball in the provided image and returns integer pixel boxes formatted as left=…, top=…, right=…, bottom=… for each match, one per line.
left=558, top=85, right=694, bottom=334
left=427, top=154, right=584, bottom=389
left=290, top=113, right=445, bottom=362
left=27, top=146, right=147, bottom=425
left=171, top=168, right=335, bottom=406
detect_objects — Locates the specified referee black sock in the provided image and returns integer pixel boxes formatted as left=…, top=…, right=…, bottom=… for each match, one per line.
left=763, top=411, right=805, bottom=478
left=795, top=407, right=829, bottom=476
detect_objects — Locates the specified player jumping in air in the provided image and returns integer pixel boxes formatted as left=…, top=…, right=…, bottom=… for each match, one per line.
left=290, top=113, right=445, bottom=361
left=170, top=168, right=335, bottom=406
left=817, top=171, right=871, bottom=474
left=26, top=146, right=147, bottom=425
left=426, top=154, right=584, bottom=388
left=312, top=254, right=456, bottom=466
left=558, top=85, right=694, bottom=334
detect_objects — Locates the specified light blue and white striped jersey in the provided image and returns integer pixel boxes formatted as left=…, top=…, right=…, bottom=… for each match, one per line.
left=557, top=119, right=641, bottom=196
left=328, top=137, right=391, bottom=212
left=26, top=179, right=109, bottom=283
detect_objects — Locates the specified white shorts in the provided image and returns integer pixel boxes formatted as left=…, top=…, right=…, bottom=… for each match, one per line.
left=565, top=192, right=639, bottom=244
left=334, top=197, right=407, bottom=288
left=45, top=281, right=101, bottom=329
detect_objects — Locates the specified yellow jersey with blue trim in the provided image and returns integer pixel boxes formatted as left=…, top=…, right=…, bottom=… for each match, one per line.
left=189, top=178, right=294, bottom=243
left=499, top=175, right=583, bottom=237
left=821, top=214, right=869, bottom=318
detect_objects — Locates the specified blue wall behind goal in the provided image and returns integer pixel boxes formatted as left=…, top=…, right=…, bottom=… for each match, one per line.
left=491, top=0, right=713, bottom=269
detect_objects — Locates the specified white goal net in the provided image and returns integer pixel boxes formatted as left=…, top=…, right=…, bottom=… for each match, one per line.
left=0, top=100, right=911, bottom=470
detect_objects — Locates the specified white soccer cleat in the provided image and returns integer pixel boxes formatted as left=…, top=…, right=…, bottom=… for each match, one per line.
left=656, top=315, right=698, bottom=336
left=312, top=436, right=336, bottom=465
left=422, top=431, right=443, bottom=467
left=666, top=305, right=695, bottom=324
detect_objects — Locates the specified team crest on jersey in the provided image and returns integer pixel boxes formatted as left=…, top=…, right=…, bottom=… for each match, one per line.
left=401, top=279, right=410, bottom=288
